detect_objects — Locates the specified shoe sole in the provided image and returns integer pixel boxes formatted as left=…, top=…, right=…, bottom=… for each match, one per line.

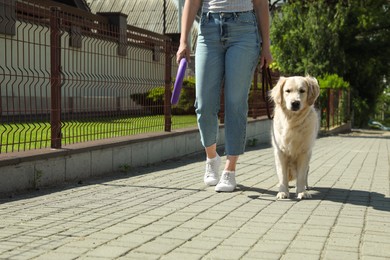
left=204, top=179, right=219, bottom=186
left=215, top=185, right=236, bottom=192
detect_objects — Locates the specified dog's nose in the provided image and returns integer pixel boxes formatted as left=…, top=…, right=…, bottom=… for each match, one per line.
left=291, top=101, right=300, bottom=111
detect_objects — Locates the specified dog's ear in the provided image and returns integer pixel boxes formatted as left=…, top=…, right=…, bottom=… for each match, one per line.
left=305, top=76, right=320, bottom=106
left=271, top=77, right=286, bottom=105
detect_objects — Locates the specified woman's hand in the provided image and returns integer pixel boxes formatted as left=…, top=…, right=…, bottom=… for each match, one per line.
left=253, top=0, right=273, bottom=68
left=260, top=43, right=273, bottom=68
left=176, top=42, right=191, bottom=64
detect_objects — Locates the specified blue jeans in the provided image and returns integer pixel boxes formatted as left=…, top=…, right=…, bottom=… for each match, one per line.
left=195, top=11, right=261, bottom=155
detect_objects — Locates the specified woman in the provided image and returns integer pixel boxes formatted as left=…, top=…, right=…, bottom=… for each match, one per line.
left=176, top=0, right=273, bottom=192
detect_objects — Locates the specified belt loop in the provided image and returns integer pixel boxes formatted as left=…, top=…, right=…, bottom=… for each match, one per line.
left=206, top=11, right=210, bottom=23
left=234, top=12, right=238, bottom=19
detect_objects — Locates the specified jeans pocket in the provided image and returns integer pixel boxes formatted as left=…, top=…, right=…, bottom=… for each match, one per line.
left=200, top=14, right=209, bottom=25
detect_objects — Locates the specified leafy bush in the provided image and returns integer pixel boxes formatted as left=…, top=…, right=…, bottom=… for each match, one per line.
left=130, top=92, right=163, bottom=114
left=147, top=87, right=165, bottom=102
left=130, top=77, right=196, bottom=115
left=174, top=77, right=196, bottom=115
left=317, top=74, right=350, bottom=90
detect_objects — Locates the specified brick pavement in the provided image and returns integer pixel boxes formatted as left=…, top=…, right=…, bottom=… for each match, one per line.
left=0, top=130, right=389, bottom=259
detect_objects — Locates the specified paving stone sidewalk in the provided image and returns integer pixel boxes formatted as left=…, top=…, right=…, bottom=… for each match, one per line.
left=0, top=130, right=389, bottom=260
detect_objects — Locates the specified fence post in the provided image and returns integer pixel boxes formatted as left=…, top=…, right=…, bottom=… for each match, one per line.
left=164, top=38, right=172, bottom=132
left=338, top=90, right=342, bottom=125
left=50, top=7, right=62, bottom=149
left=326, top=88, right=331, bottom=130
left=347, top=89, right=351, bottom=121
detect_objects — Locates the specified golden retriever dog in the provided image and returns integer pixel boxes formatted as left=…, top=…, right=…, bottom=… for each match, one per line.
left=270, top=76, right=320, bottom=199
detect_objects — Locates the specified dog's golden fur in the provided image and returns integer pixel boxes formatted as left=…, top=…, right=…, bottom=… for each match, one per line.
left=270, top=76, right=320, bottom=199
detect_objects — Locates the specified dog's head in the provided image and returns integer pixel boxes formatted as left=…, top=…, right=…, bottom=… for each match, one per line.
left=271, top=76, right=320, bottom=112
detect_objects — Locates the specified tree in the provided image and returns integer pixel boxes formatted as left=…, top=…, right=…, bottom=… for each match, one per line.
left=375, top=85, right=390, bottom=124
left=270, top=0, right=390, bottom=127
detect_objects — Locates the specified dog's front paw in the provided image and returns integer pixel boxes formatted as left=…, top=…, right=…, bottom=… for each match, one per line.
left=276, top=192, right=289, bottom=199
left=297, top=191, right=311, bottom=200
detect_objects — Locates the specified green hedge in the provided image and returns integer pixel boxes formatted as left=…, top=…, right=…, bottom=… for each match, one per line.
left=131, top=75, right=276, bottom=116
left=131, top=77, right=196, bottom=115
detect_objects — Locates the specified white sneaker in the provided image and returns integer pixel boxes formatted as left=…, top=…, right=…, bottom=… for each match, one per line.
left=204, top=155, right=221, bottom=186
left=215, top=171, right=236, bottom=192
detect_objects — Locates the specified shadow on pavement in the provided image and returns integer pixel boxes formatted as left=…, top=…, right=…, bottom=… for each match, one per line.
left=241, top=185, right=389, bottom=212
left=237, top=184, right=278, bottom=198
left=310, top=187, right=390, bottom=212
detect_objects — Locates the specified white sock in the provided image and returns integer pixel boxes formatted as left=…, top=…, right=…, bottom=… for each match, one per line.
left=222, top=170, right=235, bottom=175
left=207, top=154, right=219, bottom=162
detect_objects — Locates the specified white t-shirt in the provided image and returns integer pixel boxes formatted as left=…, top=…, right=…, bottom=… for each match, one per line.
left=202, top=0, right=254, bottom=13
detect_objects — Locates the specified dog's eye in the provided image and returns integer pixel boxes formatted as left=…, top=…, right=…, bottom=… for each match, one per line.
left=285, top=89, right=291, bottom=93
left=299, top=89, right=306, bottom=93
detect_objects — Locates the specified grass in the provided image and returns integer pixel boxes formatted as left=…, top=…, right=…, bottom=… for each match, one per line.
left=0, top=115, right=197, bottom=153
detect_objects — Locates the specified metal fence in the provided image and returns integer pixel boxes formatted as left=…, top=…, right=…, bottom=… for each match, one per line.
left=0, top=0, right=273, bottom=154
left=320, top=88, right=351, bottom=130
left=0, top=0, right=174, bottom=153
